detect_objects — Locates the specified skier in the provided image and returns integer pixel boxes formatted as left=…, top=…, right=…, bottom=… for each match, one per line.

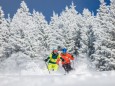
left=44, top=49, right=60, bottom=71
left=60, top=48, right=74, bottom=73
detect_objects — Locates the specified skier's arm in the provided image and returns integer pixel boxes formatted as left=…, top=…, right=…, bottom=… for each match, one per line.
left=60, top=57, right=65, bottom=62
left=56, top=58, right=60, bottom=65
left=70, top=54, right=74, bottom=60
left=72, top=55, right=74, bottom=60
left=56, top=55, right=61, bottom=65
left=44, top=57, right=50, bottom=62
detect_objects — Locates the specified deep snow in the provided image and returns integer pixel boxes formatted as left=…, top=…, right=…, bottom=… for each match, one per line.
left=0, top=52, right=115, bottom=86
left=0, top=71, right=115, bottom=86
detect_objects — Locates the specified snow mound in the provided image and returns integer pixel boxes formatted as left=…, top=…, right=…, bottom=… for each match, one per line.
left=0, top=52, right=44, bottom=75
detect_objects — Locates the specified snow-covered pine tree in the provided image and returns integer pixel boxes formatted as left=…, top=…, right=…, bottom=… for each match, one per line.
left=0, top=7, right=10, bottom=60
left=32, top=10, right=50, bottom=58
left=49, top=11, right=65, bottom=51
left=80, top=9, right=92, bottom=56
left=91, top=0, right=113, bottom=71
left=9, top=1, right=35, bottom=58
left=73, top=13, right=84, bottom=55
left=106, top=0, right=115, bottom=70
left=82, top=9, right=95, bottom=57
left=59, top=2, right=79, bottom=53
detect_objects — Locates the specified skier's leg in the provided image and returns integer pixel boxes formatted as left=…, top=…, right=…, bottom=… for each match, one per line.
left=48, top=63, right=53, bottom=71
left=67, top=63, right=73, bottom=72
left=53, top=64, right=59, bottom=71
left=62, top=64, right=66, bottom=71
left=64, top=64, right=70, bottom=73
left=63, top=64, right=69, bottom=73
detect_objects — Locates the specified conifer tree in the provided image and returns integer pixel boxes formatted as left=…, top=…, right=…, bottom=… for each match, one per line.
left=49, top=11, right=65, bottom=51
left=32, top=10, right=50, bottom=58
left=92, top=0, right=114, bottom=70
left=0, top=7, right=10, bottom=59
left=9, top=1, right=35, bottom=58
left=59, top=2, right=79, bottom=53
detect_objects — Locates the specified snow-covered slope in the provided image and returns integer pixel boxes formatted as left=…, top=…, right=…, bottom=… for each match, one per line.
left=0, top=71, right=115, bottom=86
left=0, top=52, right=115, bottom=86
left=0, top=52, right=90, bottom=75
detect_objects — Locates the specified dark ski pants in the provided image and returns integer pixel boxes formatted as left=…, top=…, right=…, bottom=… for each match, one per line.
left=62, top=63, right=73, bottom=73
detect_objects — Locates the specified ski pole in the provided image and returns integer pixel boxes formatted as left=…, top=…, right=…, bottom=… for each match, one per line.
left=44, top=61, right=50, bottom=74
left=72, top=60, right=75, bottom=70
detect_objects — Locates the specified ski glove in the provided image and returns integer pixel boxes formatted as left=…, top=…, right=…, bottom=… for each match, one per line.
left=44, top=58, right=48, bottom=62
left=60, top=57, right=65, bottom=62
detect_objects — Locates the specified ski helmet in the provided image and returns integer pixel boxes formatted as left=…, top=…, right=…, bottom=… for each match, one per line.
left=53, top=49, right=58, bottom=53
left=52, top=47, right=58, bottom=54
left=62, top=48, right=67, bottom=53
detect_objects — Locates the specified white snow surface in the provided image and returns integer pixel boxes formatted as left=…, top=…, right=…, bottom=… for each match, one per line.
left=0, top=52, right=115, bottom=86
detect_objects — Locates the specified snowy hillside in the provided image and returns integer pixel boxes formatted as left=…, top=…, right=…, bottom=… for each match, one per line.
left=0, top=71, right=115, bottom=86
left=0, top=52, right=89, bottom=75
left=0, top=52, right=115, bottom=86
